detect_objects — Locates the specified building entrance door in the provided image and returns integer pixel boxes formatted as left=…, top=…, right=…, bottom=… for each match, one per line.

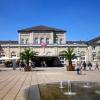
left=34, top=56, right=62, bottom=67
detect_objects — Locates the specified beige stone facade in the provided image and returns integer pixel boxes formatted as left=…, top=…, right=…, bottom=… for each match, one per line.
left=0, top=25, right=100, bottom=66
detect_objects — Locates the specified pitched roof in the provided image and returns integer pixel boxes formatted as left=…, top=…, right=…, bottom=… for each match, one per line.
left=18, top=25, right=66, bottom=32
left=66, top=41, right=87, bottom=45
left=0, top=41, right=18, bottom=45
left=88, top=36, right=100, bottom=44
left=66, top=36, right=100, bottom=45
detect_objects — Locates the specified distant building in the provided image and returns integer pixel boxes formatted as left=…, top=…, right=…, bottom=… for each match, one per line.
left=0, top=25, right=100, bottom=66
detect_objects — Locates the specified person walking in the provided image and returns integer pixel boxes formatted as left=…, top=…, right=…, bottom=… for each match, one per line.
left=19, top=62, right=22, bottom=71
left=83, top=61, right=86, bottom=70
left=88, top=61, right=92, bottom=70
left=76, top=62, right=81, bottom=75
left=95, top=62, right=99, bottom=70
left=32, top=62, right=35, bottom=68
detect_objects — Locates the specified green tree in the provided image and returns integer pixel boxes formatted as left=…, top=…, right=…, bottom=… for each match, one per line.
left=20, top=49, right=38, bottom=71
left=60, top=48, right=76, bottom=71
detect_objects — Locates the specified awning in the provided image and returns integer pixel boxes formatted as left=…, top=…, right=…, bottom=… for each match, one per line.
left=0, top=57, right=19, bottom=60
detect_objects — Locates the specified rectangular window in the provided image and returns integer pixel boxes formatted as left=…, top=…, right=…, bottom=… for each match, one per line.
left=46, top=38, right=49, bottom=44
left=0, top=52, right=5, bottom=58
left=92, top=52, right=96, bottom=61
left=81, top=56, right=85, bottom=61
left=21, top=39, right=24, bottom=44
left=59, top=56, right=65, bottom=64
left=40, top=38, right=44, bottom=43
left=26, top=38, right=29, bottom=44
left=35, top=38, right=38, bottom=44
left=60, top=61, right=64, bottom=64
left=11, top=55, right=16, bottom=57
left=60, top=56, right=64, bottom=60
left=60, top=39, right=62, bottom=44
left=55, top=38, right=58, bottom=44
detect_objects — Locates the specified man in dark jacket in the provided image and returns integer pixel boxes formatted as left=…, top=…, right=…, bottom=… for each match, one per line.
left=88, top=61, right=92, bottom=70
left=83, top=61, right=86, bottom=70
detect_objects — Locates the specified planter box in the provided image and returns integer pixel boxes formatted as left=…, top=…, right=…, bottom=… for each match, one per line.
left=67, top=65, right=75, bottom=71
left=24, top=66, right=31, bottom=71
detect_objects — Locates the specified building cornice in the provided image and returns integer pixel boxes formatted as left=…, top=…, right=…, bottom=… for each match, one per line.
left=0, top=44, right=88, bottom=47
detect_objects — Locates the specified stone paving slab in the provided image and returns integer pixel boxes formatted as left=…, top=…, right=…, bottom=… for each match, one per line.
left=0, top=67, right=100, bottom=100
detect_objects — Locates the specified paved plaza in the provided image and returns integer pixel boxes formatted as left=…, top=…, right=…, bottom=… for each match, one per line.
left=0, top=67, right=100, bottom=100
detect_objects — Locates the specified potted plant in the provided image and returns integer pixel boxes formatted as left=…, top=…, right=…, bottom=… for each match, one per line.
left=20, top=49, right=38, bottom=71
left=60, top=48, right=76, bottom=71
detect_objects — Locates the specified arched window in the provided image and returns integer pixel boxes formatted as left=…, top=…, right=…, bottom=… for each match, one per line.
left=11, top=52, right=16, bottom=58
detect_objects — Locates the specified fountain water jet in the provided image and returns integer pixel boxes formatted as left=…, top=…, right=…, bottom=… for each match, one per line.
left=95, top=82, right=100, bottom=94
left=81, top=74, right=92, bottom=88
left=82, top=82, right=92, bottom=88
left=64, top=80, right=76, bottom=95
left=59, top=81, right=64, bottom=88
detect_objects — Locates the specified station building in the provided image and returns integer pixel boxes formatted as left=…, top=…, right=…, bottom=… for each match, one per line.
left=0, top=25, right=100, bottom=66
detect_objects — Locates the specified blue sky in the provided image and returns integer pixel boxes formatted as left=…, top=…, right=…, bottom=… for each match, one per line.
left=0, top=0, right=100, bottom=41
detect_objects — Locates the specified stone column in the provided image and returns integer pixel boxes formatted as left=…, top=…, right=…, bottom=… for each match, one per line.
left=38, top=38, right=40, bottom=44
left=18, top=33, right=20, bottom=44
left=30, top=32, right=33, bottom=44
